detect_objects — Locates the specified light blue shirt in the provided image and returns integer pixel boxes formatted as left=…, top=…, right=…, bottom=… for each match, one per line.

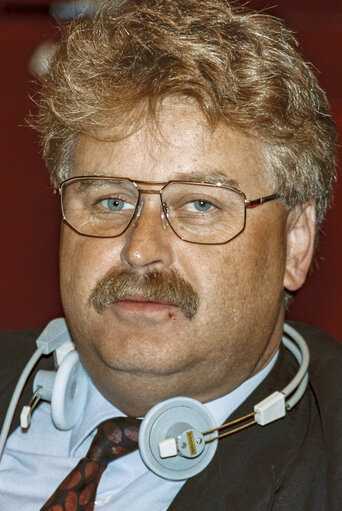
left=0, top=353, right=277, bottom=510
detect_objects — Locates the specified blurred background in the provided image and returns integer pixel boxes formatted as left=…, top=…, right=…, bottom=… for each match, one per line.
left=0, top=0, right=341, bottom=339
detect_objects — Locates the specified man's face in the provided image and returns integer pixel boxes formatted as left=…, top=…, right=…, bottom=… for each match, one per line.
left=60, top=101, right=289, bottom=416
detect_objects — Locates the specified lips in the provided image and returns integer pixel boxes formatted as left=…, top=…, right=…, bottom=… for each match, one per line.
left=114, top=294, right=175, bottom=305
left=113, top=295, right=177, bottom=315
left=89, top=268, right=199, bottom=319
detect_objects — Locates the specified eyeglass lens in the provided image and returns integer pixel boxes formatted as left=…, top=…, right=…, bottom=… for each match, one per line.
left=61, top=178, right=246, bottom=244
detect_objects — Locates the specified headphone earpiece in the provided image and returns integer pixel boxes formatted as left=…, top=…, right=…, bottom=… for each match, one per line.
left=34, top=350, right=89, bottom=430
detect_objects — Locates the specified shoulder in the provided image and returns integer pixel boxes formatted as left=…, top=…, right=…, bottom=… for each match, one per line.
left=288, top=320, right=342, bottom=408
left=0, top=328, right=53, bottom=431
left=0, top=328, right=42, bottom=362
left=288, top=321, right=342, bottom=506
left=288, top=320, right=342, bottom=385
left=0, top=328, right=42, bottom=388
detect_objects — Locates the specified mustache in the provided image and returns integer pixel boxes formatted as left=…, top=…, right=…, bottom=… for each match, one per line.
left=89, top=268, right=199, bottom=319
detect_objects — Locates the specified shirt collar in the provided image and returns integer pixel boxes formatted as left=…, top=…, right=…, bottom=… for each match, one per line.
left=70, top=378, right=126, bottom=455
left=69, top=350, right=278, bottom=456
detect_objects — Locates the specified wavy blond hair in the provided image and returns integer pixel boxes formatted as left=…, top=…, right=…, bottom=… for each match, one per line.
left=33, top=0, right=337, bottom=228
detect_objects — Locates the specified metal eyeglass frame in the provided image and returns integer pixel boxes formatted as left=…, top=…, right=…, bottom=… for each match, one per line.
left=58, top=176, right=280, bottom=245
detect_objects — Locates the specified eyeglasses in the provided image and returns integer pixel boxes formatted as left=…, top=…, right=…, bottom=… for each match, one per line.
left=59, top=176, right=279, bottom=245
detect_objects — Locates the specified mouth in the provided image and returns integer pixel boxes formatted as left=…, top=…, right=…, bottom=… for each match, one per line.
left=90, top=268, right=199, bottom=319
left=113, top=295, right=178, bottom=315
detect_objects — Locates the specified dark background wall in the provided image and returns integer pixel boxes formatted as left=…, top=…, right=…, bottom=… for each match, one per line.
left=0, top=0, right=341, bottom=339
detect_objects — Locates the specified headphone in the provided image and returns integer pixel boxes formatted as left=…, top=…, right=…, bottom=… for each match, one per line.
left=0, top=318, right=309, bottom=480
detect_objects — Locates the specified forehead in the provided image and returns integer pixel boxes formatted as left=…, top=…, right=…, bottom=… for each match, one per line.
left=71, top=101, right=273, bottom=195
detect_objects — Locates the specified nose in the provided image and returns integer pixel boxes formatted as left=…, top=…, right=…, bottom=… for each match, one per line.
left=120, top=197, right=173, bottom=270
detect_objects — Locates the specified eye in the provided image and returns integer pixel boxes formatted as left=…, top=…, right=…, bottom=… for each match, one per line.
left=187, top=199, right=214, bottom=212
left=100, top=198, right=134, bottom=211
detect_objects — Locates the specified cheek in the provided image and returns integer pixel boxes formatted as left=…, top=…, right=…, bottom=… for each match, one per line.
left=59, top=227, right=121, bottom=307
left=198, top=212, right=287, bottom=316
left=230, top=215, right=287, bottom=303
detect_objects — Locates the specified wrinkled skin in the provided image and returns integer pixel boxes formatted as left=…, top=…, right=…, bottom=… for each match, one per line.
left=60, top=100, right=315, bottom=416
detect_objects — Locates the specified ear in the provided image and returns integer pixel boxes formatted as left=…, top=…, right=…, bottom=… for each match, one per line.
left=283, top=201, right=316, bottom=292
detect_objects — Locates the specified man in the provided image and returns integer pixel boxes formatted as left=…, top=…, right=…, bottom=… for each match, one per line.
left=0, top=0, right=341, bottom=509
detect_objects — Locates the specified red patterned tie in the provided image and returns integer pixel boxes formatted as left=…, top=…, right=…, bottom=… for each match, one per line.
left=40, top=417, right=141, bottom=511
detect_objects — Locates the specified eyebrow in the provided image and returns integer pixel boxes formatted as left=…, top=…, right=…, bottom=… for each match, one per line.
left=75, top=178, right=137, bottom=197
left=171, top=170, right=240, bottom=189
left=77, top=179, right=111, bottom=193
left=71, top=170, right=240, bottom=190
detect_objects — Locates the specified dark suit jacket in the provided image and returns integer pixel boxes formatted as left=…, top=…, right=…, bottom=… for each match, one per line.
left=1, top=322, right=341, bottom=510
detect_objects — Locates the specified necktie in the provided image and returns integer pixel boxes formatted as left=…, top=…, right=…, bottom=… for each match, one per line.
left=40, top=416, right=142, bottom=511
